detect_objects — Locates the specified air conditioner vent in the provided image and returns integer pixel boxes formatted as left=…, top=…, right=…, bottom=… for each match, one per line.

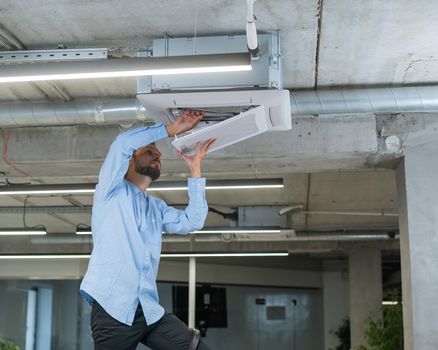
left=172, top=105, right=268, bottom=155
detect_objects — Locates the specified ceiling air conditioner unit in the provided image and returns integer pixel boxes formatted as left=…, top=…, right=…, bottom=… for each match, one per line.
left=137, top=89, right=291, bottom=155
left=137, top=33, right=291, bottom=155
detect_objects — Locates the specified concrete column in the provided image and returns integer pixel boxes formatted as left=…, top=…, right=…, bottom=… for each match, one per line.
left=396, top=137, right=438, bottom=350
left=349, top=247, right=382, bottom=348
left=188, top=257, right=196, bottom=329
left=322, top=261, right=349, bottom=350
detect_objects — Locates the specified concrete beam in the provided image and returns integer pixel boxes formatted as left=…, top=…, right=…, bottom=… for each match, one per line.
left=0, top=114, right=395, bottom=179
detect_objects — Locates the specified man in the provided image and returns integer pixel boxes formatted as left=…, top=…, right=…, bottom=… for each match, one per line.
left=80, top=110, right=214, bottom=350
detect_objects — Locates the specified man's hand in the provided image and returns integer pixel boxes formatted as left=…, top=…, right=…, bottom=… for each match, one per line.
left=166, top=110, right=204, bottom=137
left=177, top=139, right=216, bottom=178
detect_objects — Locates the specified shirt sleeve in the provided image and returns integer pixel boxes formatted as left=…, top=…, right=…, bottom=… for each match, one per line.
left=95, top=124, right=169, bottom=200
left=161, top=178, right=208, bottom=234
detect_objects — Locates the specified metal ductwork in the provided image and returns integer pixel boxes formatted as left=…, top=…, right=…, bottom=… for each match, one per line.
left=1, top=85, right=438, bottom=128
left=290, top=85, right=438, bottom=115
left=0, top=98, right=148, bottom=127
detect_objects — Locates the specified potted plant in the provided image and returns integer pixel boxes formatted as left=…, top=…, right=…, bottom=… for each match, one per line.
left=330, top=318, right=351, bottom=350
left=357, top=293, right=403, bottom=350
left=0, top=335, right=20, bottom=350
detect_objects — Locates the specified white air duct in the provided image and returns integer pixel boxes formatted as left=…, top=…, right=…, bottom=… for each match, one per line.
left=1, top=85, right=438, bottom=128
left=290, top=86, right=438, bottom=115
left=0, top=99, right=148, bottom=127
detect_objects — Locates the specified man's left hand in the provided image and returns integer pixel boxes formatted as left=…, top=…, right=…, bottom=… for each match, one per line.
left=177, top=139, right=216, bottom=178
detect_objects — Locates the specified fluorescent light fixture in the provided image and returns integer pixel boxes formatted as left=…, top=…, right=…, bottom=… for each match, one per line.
left=150, top=178, right=283, bottom=191
left=0, top=228, right=46, bottom=236
left=191, top=228, right=281, bottom=234
left=382, top=301, right=399, bottom=305
left=161, top=252, right=289, bottom=257
left=76, top=230, right=92, bottom=235
left=77, top=227, right=282, bottom=235
left=0, top=179, right=283, bottom=196
left=0, top=53, right=251, bottom=83
left=0, top=184, right=95, bottom=196
left=0, top=254, right=90, bottom=259
left=0, top=252, right=288, bottom=259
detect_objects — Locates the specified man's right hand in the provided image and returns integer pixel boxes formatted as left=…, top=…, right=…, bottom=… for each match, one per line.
left=166, top=110, right=204, bottom=137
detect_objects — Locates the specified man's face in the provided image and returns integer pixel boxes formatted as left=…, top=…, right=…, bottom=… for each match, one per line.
left=132, top=144, right=162, bottom=181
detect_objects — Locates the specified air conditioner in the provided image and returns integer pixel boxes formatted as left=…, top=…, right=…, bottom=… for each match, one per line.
left=137, top=34, right=291, bottom=154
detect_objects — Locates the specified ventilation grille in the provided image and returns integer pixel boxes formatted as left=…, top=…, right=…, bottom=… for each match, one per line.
left=172, top=105, right=268, bottom=155
left=170, top=106, right=257, bottom=124
left=266, top=306, right=286, bottom=320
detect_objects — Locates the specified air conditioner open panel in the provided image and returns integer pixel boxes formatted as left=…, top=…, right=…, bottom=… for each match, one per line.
left=172, top=105, right=268, bottom=155
left=137, top=89, right=291, bottom=154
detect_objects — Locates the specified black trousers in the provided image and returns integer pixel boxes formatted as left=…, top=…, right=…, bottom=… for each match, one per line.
left=91, top=301, right=212, bottom=350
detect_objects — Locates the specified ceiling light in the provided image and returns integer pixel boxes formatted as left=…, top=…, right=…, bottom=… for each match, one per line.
left=161, top=252, right=289, bottom=257
left=76, top=227, right=282, bottom=235
left=0, top=252, right=288, bottom=259
left=191, top=228, right=281, bottom=234
left=0, top=228, right=46, bottom=236
left=0, top=254, right=90, bottom=259
left=76, top=229, right=92, bottom=235
left=382, top=301, right=399, bottom=305
left=0, top=184, right=95, bottom=196
left=0, top=178, right=283, bottom=196
left=0, top=53, right=251, bottom=83
left=149, top=178, right=283, bottom=191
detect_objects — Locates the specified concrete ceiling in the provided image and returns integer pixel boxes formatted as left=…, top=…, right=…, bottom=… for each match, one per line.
left=0, top=0, right=436, bottom=258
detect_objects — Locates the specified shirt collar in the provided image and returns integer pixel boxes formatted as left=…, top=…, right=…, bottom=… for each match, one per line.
left=125, top=179, right=147, bottom=197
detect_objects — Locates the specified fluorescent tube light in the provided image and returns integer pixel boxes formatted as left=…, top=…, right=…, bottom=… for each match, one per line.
left=382, top=301, right=399, bottom=305
left=0, top=189, right=95, bottom=196
left=0, top=228, right=46, bottom=236
left=191, top=229, right=281, bottom=234
left=0, top=179, right=283, bottom=196
left=0, top=53, right=251, bottom=83
left=149, top=178, right=283, bottom=191
left=161, top=252, right=289, bottom=257
left=76, top=228, right=282, bottom=235
left=76, top=230, right=92, bottom=235
left=0, top=254, right=90, bottom=259
left=0, top=252, right=288, bottom=259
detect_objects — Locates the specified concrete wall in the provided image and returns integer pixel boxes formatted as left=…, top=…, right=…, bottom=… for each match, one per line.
left=154, top=283, right=324, bottom=350
left=0, top=281, right=27, bottom=349
left=0, top=261, right=325, bottom=350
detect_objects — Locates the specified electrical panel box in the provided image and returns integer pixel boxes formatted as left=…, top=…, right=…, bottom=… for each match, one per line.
left=137, top=33, right=282, bottom=93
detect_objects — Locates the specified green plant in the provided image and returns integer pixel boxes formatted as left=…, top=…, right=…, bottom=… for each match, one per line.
left=357, top=293, right=403, bottom=350
left=0, top=335, right=20, bottom=350
left=330, top=318, right=351, bottom=350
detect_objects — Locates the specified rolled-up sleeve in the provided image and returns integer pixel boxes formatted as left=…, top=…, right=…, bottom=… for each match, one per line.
left=161, top=178, right=208, bottom=234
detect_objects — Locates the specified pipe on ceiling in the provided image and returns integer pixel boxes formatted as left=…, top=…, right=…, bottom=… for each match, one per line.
left=290, top=85, right=438, bottom=115
left=1, top=85, right=438, bottom=127
left=0, top=98, right=148, bottom=127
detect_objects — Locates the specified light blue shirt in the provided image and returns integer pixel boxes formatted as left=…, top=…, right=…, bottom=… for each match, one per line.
left=80, top=124, right=208, bottom=326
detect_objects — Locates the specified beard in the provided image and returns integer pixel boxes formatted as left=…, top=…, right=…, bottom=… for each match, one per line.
left=135, top=164, right=161, bottom=181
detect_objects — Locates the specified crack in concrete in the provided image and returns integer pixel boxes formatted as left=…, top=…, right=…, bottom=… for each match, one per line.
left=314, top=0, right=324, bottom=89
left=402, top=58, right=438, bottom=83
